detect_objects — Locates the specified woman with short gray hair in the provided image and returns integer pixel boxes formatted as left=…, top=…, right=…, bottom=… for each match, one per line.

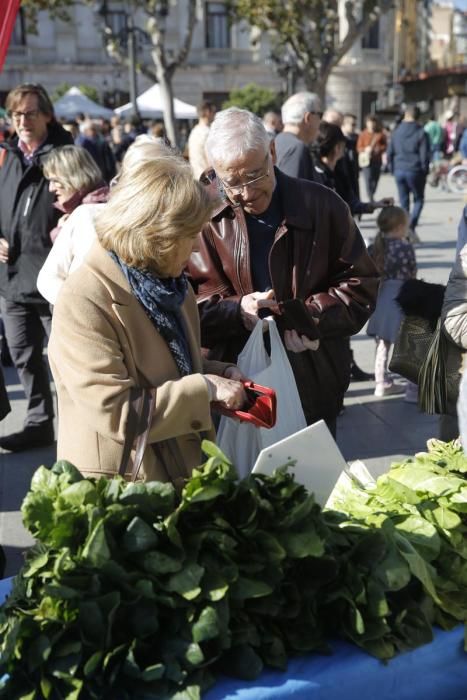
left=42, top=144, right=108, bottom=243
left=37, top=137, right=174, bottom=304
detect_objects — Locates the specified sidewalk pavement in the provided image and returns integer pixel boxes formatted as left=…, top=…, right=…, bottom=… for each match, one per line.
left=0, top=173, right=465, bottom=577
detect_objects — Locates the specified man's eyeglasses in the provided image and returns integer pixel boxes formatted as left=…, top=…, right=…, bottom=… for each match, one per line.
left=310, top=111, right=323, bottom=119
left=11, top=110, right=40, bottom=121
left=218, top=154, right=270, bottom=196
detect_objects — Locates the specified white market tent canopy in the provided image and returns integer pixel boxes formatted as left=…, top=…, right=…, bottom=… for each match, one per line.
left=54, top=87, right=114, bottom=120
left=114, top=84, right=197, bottom=120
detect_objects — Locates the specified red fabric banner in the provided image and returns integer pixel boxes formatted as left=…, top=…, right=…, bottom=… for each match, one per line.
left=0, top=0, right=21, bottom=73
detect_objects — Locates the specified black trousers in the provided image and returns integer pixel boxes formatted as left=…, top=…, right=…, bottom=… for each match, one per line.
left=0, top=299, right=53, bottom=427
left=362, top=163, right=382, bottom=202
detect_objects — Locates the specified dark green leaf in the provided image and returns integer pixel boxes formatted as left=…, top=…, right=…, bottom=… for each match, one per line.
left=81, top=520, right=111, bottom=567
left=192, top=606, right=219, bottom=643
left=165, top=563, right=204, bottom=600
left=122, top=516, right=159, bottom=553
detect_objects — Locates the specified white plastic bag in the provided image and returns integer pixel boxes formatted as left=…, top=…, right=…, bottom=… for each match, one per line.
left=217, top=318, right=307, bottom=477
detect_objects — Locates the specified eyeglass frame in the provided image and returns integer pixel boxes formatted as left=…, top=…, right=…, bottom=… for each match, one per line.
left=11, top=110, right=41, bottom=121
left=216, top=153, right=271, bottom=196
left=309, top=111, right=323, bottom=119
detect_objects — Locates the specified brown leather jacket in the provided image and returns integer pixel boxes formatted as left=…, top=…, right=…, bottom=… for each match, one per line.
left=188, top=168, right=379, bottom=423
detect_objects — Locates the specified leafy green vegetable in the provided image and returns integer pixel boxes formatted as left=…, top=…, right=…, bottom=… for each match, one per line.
left=1, top=438, right=467, bottom=698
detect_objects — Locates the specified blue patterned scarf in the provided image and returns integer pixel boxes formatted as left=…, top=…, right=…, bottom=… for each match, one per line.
left=110, top=252, right=192, bottom=376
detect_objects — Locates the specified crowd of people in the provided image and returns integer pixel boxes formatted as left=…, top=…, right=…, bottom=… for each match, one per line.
left=0, top=81, right=466, bottom=487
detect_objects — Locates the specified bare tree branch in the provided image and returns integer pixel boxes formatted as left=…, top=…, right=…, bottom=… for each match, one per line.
left=169, top=0, right=197, bottom=72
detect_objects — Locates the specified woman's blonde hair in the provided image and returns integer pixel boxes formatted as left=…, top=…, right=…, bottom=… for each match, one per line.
left=95, top=153, right=216, bottom=274
left=371, top=206, right=409, bottom=273
left=120, top=135, right=174, bottom=172
left=43, top=145, right=103, bottom=193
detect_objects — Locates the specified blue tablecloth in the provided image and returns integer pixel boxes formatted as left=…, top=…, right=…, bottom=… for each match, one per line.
left=204, top=627, right=467, bottom=700
left=1, top=578, right=466, bottom=700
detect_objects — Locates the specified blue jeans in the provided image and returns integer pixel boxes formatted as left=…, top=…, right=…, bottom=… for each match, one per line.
left=394, top=170, right=426, bottom=230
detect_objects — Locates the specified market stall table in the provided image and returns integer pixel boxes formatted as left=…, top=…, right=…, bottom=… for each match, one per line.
left=1, top=577, right=466, bottom=700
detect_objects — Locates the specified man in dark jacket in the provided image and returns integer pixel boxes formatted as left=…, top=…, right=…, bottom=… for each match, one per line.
left=76, top=119, right=116, bottom=183
left=387, top=104, right=430, bottom=244
left=274, top=92, right=322, bottom=182
left=188, top=107, right=379, bottom=435
left=0, top=83, right=73, bottom=451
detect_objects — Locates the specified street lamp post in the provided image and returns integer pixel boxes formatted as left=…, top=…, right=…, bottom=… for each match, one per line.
left=96, top=0, right=141, bottom=119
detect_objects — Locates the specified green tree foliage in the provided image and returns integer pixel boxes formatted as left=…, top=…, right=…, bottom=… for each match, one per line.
left=222, top=83, right=281, bottom=115
left=20, top=0, right=198, bottom=147
left=229, top=0, right=394, bottom=98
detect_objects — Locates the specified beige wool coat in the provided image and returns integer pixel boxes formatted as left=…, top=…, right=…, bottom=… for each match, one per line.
left=48, top=241, right=230, bottom=486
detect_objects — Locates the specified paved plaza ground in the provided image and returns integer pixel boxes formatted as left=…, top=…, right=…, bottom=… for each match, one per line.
left=0, top=172, right=465, bottom=577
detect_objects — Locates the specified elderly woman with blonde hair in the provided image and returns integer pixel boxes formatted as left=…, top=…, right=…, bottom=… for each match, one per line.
left=48, top=152, right=247, bottom=486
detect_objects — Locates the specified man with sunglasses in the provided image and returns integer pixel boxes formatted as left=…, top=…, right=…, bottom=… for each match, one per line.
left=188, top=107, right=379, bottom=436
left=274, top=91, right=322, bottom=182
left=0, top=83, right=72, bottom=452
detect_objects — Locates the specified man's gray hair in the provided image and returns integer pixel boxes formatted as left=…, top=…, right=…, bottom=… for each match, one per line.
left=205, top=107, right=270, bottom=167
left=281, top=92, right=321, bottom=125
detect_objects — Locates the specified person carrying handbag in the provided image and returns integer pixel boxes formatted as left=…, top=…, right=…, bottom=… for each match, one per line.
left=356, top=114, right=387, bottom=203
left=440, top=205, right=467, bottom=440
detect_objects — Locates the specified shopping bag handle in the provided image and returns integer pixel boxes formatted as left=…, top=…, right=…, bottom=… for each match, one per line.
left=213, top=381, right=277, bottom=429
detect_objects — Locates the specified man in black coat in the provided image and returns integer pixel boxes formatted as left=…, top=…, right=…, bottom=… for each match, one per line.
left=387, top=104, right=430, bottom=243
left=0, top=83, right=73, bottom=451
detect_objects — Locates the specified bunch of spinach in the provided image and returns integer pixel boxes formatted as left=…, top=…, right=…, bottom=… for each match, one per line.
left=1, top=439, right=467, bottom=700
left=0, top=443, right=335, bottom=700
left=325, top=438, right=467, bottom=654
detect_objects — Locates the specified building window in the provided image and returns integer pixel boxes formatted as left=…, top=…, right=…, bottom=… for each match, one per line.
left=202, top=91, right=229, bottom=110
left=205, top=2, right=230, bottom=49
left=361, top=19, right=379, bottom=50
left=10, top=9, right=26, bottom=47
left=361, top=91, right=378, bottom=126
left=106, top=10, right=127, bottom=38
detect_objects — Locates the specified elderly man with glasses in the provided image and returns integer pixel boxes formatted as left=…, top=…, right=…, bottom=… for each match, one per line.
left=0, top=83, right=72, bottom=452
left=188, top=107, right=379, bottom=436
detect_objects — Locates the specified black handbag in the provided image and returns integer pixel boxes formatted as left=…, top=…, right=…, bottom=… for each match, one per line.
left=389, top=277, right=464, bottom=415
left=389, top=279, right=445, bottom=385
left=390, top=316, right=463, bottom=415
left=389, top=314, right=435, bottom=385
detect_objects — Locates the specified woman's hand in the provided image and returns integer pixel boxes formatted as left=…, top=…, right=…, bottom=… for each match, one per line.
left=204, top=374, right=247, bottom=410
left=373, top=197, right=394, bottom=209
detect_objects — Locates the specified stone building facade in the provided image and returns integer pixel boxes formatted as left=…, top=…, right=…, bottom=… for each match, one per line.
left=0, top=1, right=432, bottom=126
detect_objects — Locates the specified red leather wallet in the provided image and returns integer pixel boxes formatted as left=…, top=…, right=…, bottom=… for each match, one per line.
left=214, top=381, right=277, bottom=429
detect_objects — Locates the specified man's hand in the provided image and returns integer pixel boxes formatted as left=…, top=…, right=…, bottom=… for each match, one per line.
left=204, top=374, right=247, bottom=409
left=223, top=365, right=249, bottom=382
left=284, top=329, right=319, bottom=353
left=0, top=238, right=9, bottom=264
left=240, top=289, right=279, bottom=330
